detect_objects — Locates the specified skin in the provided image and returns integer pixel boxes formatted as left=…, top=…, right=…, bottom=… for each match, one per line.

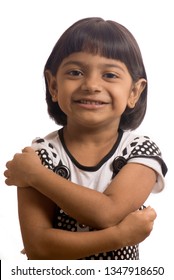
left=4, top=52, right=157, bottom=259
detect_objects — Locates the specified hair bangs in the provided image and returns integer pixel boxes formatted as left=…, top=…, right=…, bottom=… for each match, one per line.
left=65, top=20, right=131, bottom=62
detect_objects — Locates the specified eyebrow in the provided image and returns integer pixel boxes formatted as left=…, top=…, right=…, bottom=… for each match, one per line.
left=61, top=60, right=126, bottom=72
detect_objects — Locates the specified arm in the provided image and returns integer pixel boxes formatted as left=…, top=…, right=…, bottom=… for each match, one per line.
left=17, top=186, right=156, bottom=260
left=26, top=162, right=156, bottom=229
left=5, top=147, right=156, bottom=229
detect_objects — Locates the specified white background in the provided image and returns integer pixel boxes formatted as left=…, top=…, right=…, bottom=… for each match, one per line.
left=0, top=0, right=173, bottom=261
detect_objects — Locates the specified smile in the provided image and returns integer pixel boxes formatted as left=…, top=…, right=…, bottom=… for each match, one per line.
left=75, top=99, right=108, bottom=105
left=73, top=99, right=109, bottom=110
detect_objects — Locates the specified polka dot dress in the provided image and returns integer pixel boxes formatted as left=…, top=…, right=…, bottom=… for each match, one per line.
left=36, top=146, right=139, bottom=259
left=32, top=129, right=167, bottom=260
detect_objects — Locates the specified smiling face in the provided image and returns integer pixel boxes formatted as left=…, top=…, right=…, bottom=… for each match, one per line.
left=46, top=52, right=146, bottom=130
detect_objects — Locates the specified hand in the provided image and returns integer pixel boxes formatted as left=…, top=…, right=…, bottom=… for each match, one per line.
left=4, top=147, right=43, bottom=188
left=116, top=206, right=157, bottom=247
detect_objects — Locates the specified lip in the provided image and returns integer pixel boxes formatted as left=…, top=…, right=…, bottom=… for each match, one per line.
left=73, top=99, right=109, bottom=109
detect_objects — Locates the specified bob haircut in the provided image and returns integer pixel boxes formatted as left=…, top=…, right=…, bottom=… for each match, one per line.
left=44, top=17, right=147, bottom=130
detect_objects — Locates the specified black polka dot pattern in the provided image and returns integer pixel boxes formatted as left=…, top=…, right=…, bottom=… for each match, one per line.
left=130, top=138, right=161, bottom=157
left=121, top=136, right=167, bottom=176
left=36, top=149, right=54, bottom=170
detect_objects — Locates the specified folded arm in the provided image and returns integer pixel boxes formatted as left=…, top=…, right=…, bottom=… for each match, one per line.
left=5, top=147, right=156, bottom=229
left=17, top=187, right=156, bottom=260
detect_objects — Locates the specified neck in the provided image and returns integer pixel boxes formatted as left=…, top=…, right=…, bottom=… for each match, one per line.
left=64, top=121, right=119, bottom=146
left=62, top=122, right=120, bottom=166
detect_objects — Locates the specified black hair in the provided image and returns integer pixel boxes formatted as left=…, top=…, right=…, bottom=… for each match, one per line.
left=44, top=17, right=147, bottom=130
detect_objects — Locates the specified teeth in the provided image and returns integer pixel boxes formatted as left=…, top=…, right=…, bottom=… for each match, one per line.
left=79, top=100, right=104, bottom=105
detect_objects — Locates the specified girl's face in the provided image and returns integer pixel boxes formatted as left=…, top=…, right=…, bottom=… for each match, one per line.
left=46, top=52, right=145, bottom=129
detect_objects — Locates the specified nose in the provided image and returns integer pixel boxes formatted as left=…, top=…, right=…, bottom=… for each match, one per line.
left=81, top=75, right=102, bottom=93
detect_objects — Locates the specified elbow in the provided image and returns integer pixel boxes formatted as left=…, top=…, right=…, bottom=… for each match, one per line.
left=26, top=243, right=55, bottom=260
left=24, top=229, right=65, bottom=260
left=23, top=231, right=50, bottom=260
left=25, top=241, right=46, bottom=260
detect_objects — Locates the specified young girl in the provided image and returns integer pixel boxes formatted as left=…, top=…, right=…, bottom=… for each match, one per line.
left=4, top=17, right=167, bottom=260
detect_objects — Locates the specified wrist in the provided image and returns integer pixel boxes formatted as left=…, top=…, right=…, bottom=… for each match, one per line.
left=101, top=226, right=123, bottom=251
left=29, top=165, right=48, bottom=188
left=110, top=226, right=124, bottom=249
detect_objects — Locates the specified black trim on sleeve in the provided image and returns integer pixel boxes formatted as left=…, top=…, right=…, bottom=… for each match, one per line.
left=128, top=155, right=168, bottom=176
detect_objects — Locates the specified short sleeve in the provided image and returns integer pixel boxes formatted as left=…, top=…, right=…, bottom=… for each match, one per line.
left=31, top=137, right=60, bottom=170
left=122, top=135, right=168, bottom=193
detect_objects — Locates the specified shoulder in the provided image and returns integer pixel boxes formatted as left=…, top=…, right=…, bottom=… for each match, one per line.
left=31, top=129, right=62, bottom=169
left=32, top=130, right=59, bottom=145
left=121, top=131, right=161, bottom=158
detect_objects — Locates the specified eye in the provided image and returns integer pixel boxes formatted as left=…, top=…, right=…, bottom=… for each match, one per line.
left=103, top=72, right=118, bottom=79
left=67, top=70, right=83, bottom=77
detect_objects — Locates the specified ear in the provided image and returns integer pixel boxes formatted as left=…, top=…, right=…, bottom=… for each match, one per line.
left=127, top=78, right=147, bottom=108
left=45, top=70, right=58, bottom=102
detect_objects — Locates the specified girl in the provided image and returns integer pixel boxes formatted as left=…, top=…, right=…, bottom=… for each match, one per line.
left=4, top=17, right=167, bottom=260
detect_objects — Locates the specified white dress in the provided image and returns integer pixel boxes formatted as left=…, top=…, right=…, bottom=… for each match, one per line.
left=32, top=128, right=167, bottom=260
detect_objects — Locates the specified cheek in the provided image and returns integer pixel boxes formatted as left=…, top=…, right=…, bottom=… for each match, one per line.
left=57, top=90, right=72, bottom=114
left=113, top=100, right=128, bottom=115
left=112, top=89, right=131, bottom=112
left=57, top=81, right=77, bottom=109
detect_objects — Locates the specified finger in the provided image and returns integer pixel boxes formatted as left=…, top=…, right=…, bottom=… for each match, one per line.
left=22, top=146, right=35, bottom=153
left=5, top=160, right=12, bottom=168
left=144, top=206, right=157, bottom=220
left=4, top=169, right=9, bottom=178
left=5, top=178, right=13, bottom=186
